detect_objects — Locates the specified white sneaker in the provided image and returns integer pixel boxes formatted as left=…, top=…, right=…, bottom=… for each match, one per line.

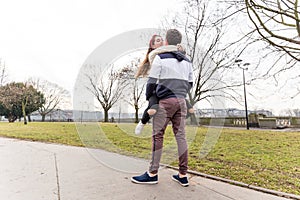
left=135, top=121, right=145, bottom=135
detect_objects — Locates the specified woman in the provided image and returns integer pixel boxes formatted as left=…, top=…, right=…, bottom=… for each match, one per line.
left=135, top=34, right=164, bottom=78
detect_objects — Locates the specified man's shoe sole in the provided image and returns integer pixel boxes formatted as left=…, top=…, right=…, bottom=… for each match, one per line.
left=131, top=177, right=158, bottom=185
left=172, top=176, right=189, bottom=187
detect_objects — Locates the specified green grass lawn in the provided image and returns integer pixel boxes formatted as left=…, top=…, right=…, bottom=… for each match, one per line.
left=0, top=122, right=299, bottom=195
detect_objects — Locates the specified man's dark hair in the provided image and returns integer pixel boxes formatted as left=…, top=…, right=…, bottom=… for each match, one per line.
left=166, top=29, right=182, bottom=45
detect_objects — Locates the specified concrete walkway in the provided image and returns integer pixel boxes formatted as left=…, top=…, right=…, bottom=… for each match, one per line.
left=0, top=137, right=298, bottom=200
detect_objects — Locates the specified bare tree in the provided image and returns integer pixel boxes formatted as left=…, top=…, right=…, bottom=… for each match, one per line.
left=292, top=108, right=300, bottom=116
left=28, top=78, right=70, bottom=121
left=241, top=0, right=300, bottom=99
left=118, top=59, right=147, bottom=123
left=245, top=0, right=300, bottom=61
left=225, top=1, right=300, bottom=95
left=131, top=79, right=146, bottom=123
left=167, top=0, right=253, bottom=110
left=86, top=65, right=129, bottom=122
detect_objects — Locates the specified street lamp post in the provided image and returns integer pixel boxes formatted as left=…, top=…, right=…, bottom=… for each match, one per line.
left=235, top=59, right=250, bottom=130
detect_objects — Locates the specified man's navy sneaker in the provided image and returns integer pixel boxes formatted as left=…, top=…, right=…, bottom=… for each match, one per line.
left=131, top=172, right=158, bottom=184
left=172, top=174, right=189, bottom=187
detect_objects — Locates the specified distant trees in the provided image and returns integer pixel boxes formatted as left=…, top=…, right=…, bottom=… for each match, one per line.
left=0, top=59, right=71, bottom=123
left=86, top=65, right=129, bottom=122
left=85, top=53, right=149, bottom=123
left=0, top=77, right=71, bottom=123
left=281, top=108, right=300, bottom=117
left=118, top=58, right=146, bottom=123
left=0, top=82, right=44, bottom=123
left=28, top=78, right=70, bottom=121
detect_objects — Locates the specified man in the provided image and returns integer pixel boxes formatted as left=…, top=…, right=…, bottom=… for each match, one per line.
left=131, top=29, right=194, bottom=187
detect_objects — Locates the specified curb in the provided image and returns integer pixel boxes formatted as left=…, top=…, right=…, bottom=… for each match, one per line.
left=165, top=165, right=300, bottom=200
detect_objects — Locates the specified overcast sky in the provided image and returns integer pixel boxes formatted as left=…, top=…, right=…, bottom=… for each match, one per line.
left=0, top=0, right=181, bottom=90
left=1, top=0, right=299, bottom=115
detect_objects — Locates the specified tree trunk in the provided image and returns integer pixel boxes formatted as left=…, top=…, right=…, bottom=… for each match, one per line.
left=104, top=109, right=109, bottom=122
left=42, top=114, right=46, bottom=122
left=134, top=105, right=139, bottom=123
left=8, top=115, right=17, bottom=123
left=22, top=101, right=27, bottom=125
left=28, top=115, right=31, bottom=122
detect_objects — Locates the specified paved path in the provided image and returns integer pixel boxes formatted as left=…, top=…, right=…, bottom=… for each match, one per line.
left=0, top=137, right=298, bottom=200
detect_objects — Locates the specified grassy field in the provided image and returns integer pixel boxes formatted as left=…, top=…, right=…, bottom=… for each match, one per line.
left=0, top=122, right=299, bottom=195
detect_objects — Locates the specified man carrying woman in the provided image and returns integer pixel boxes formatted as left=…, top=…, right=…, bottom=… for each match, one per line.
left=131, top=29, right=194, bottom=187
